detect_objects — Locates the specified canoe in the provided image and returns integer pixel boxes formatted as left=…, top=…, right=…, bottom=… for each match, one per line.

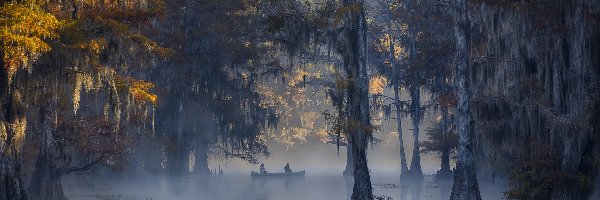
left=250, top=170, right=305, bottom=177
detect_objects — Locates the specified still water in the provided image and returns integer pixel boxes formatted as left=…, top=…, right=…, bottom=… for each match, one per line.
left=66, top=174, right=504, bottom=200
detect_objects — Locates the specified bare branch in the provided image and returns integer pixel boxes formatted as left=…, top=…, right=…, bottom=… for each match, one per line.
left=60, top=156, right=104, bottom=175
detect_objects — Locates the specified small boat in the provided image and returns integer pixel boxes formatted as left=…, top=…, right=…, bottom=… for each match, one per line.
left=250, top=170, right=306, bottom=177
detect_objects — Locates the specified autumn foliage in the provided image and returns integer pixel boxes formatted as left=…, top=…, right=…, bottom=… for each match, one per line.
left=0, top=1, right=62, bottom=81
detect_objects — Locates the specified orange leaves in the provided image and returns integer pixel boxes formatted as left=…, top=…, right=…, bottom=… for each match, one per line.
left=0, top=1, right=62, bottom=81
left=111, top=72, right=158, bottom=104
left=128, top=79, right=158, bottom=105
left=74, top=64, right=158, bottom=113
left=374, top=34, right=405, bottom=62
left=369, top=75, right=388, bottom=95
left=77, top=38, right=107, bottom=54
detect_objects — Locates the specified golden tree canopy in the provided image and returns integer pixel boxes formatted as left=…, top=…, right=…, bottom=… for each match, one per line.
left=0, top=1, right=62, bottom=81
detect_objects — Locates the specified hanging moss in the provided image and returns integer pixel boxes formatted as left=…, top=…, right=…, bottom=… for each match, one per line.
left=465, top=1, right=600, bottom=198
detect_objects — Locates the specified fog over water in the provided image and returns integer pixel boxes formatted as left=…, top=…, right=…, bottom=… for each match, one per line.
left=62, top=115, right=507, bottom=200
left=210, top=88, right=441, bottom=174
left=61, top=90, right=491, bottom=200
left=4, top=0, right=599, bottom=199
left=64, top=173, right=506, bottom=200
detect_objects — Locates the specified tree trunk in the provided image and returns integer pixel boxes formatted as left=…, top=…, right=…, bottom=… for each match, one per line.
left=343, top=140, right=354, bottom=176
left=28, top=100, right=66, bottom=200
left=27, top=147, right=65, bottom=200
left=438, top=148, right=452, bottom=180
left=339, top=0, right=373, bottom=199
left=168, top=97, right=189, bottom=177
left=551, top=0, right=588, bottom=199
left=404, top=0, right=423, bottom=181
left=449, top=0, right=482, bottom=199
left=408, top=86, right=423, bottom=180
left=437, top=105, right=452, bottom=180
left=167, top=139, right=188, bottom=176
left=349, top=132, right=372, bottom=200
left=0, top=149, right=27, bottom=200
left=389, top=28, right=409, bottom=178
left=0, top=63, right=28, bottom=200
left=340, top=93, right=353, bottom=177
left=193, top=138, right=209, bottom=176
left=168, top=92, right=189, bottom=176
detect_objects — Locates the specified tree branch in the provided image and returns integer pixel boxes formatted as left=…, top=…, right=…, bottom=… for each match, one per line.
left=472, top=56, right=520, bottom=65
left=60, top=156, right=104, bottom=175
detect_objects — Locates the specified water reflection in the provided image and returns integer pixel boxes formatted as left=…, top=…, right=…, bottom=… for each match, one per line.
left=436, top=179, right=452, bottom=200
left=66, top=174, right=504, bottom=200
left=398, top=179, right=422, bottom=200
left=344, top=175, right=356, bottom=199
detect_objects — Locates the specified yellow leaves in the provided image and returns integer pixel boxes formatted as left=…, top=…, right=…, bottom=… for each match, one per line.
left=0, top=2, right=62, bottom=81
left=73, top=64, right=158, bottom=116
left=10, top=116, right=27, bottom=151
left=0, top=115, right=28, bottom=151
left=269, top=126, right=310, bottom=150
left=369, top=75, right=388, bottom=95
left=129, top=79, right=158, bottom=105
left=256, top=84, right=285, bottom=109
left=113, top=71, right=159, bottom=105
left=288, top=68, right=310, bottom=87
left=0, top=121, right=6, bottom=149
left=300, top=112, right=320, bottom=129
left=78, top=38, right=107, bottom=54
left=376, top=33, right=405, bottom=61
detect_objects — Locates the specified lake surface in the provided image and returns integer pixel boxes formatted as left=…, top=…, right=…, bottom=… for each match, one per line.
left=65, top=174, right=505, bottom=200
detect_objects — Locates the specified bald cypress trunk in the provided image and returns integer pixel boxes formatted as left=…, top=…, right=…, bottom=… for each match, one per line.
left=341, top=95, right=354, bottom=176
left=438, top=106, right=452, bottom=179
left=389, top=28, right=409, bottom=178
left=28, top=101, right=66, bottom=200
left=0, top=65, right=28, bottom=200
left=343, top=140, right=354, bottom=176
left=439, top=148, right=451, bottom=176
left=0, top=144, right=27, bottom=200
left=408, top=85, right=423, bottom=180
left=551, top=0, right=587, bottom=198
left=168, top=93, right=190, bottom=176
left=0, top=151, right=27, bottom=200
left=193, top=137, right=209, bottom=176
left=339, top=0, right=373, bottom=199
left=449, top=0, right=481, bottom=199
left=404, top=0, right=423, bottom=180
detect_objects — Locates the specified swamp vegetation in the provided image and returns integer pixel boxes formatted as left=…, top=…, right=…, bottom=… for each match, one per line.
left=0, top=0, right=599, bottom=200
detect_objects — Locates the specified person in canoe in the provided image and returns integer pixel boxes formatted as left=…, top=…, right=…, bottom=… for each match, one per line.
left=284, top=163, right=292, bottom=173
left=259, top=163, right=267, bottom=174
